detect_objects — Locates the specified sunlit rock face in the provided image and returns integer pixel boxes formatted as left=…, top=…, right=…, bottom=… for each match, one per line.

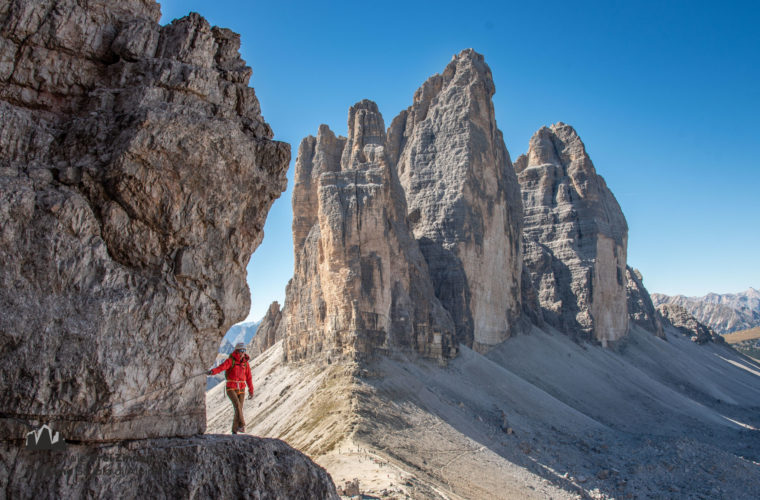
left=515, top=123, right=629, bottom=345
left=283, top=100, right=456, bottom=363
left=0, top=0, right=289, bottom=442
left=389, top=49, right=525, bottom=352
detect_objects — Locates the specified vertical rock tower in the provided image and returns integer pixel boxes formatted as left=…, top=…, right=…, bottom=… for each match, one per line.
left=284, top=100, right=456, bottom=362
left=515, top=123, right=629, bottom=345
left=389, top=49, right=525, bottom=352
left=277, top=50, right=526, bottom=361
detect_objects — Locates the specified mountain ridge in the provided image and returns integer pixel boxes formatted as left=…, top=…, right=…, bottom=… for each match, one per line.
left=652, top=288, right=760, bottom=333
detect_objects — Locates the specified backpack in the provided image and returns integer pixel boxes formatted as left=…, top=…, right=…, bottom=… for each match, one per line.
left=226, top=353, right=249, bottom=375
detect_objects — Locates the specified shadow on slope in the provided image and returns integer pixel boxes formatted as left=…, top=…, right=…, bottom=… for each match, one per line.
left=357, top=325, right=760, bottom=499
left=206, top=327, right=760, bottom=499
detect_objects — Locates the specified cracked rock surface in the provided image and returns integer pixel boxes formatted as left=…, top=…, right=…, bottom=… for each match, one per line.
left=282, top=100, right=456, bottom=363
left=0, top=0, right=289, bottom=442
left=515, top=123, right=629, bottom=345
left=0, top=435, right=338, bottom=499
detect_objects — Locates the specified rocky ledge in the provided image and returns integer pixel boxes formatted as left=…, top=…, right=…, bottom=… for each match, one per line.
left=0, top=435, right=338, bottom=499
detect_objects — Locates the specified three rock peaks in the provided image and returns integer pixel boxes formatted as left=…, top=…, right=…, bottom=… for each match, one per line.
left=258, top=49, right=661, bottom=362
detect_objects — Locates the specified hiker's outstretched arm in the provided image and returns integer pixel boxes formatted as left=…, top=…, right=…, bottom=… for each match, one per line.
left=209, top=358, right=231, bottom=375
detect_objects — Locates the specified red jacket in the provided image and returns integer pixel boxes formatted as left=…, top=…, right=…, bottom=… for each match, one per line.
left=210, top=351, right=253, bottom=393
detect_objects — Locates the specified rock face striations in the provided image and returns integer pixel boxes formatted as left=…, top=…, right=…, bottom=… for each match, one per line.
left=390, top=49, right=525, bottom=351
left=652, top=289, right=760, bottom=334
left=626, top=267, right=664, bottom=338
left=0, top=0, right=288, bottom=442
left=249, top=300, right=283, bottom=356
left=515, top=123, right=629, bottom=345
left=0, top=1, right=337, bottom=497
left=3, top=435, right=338, bottom=498
left=656, top=303, right=722, bottom=344
left=277, top=50, right=527, bottom=362
left=283, top=100, right=456, bottom=362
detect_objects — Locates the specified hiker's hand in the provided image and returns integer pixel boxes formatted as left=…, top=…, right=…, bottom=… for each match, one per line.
left=248, top=392, right=253, bottom=400
left=207, top=370, right=213, bottom=375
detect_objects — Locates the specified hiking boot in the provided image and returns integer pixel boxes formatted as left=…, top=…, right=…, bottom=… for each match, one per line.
left=236, top=427, right=246, bottom=434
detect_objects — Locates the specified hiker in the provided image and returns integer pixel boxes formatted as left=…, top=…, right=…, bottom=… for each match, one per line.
left=208, top=342, right=253, bottom=434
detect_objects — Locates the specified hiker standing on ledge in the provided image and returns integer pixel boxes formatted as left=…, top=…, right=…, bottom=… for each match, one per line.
left=209, top=342, right=253, bottom=434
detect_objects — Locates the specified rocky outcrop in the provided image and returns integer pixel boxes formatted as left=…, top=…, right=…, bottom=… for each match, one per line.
left=515, top=123, right=629, bottom=346
left=390, top=49, right=525, bottom=352
left=249, top=301, right=283, bottom=356
left=0, top=0, right=339, bottom=497
left=657, top=303, right=722, bottom=344
left=652, top=289, right=760, bottom=334
left=282, top=100, right=456, bottom=362
left=1, top=435, right=338, bottom=499
left=0, top=1, right=290, bottom=442
left=626, top=267, right=664, bottom=337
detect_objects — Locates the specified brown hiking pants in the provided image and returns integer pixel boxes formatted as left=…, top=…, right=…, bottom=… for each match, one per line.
left=226, top=388, right=246, bottom=433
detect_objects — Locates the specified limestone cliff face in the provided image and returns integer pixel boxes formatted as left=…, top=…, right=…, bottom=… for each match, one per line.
left=249, top=301, right=283, bottom=356
left=626, top=267, right=664, bottom=338
left=0, top=0, right=289, bottom=442
left=515, top=123, right=628, bottom=345
left=657, top=303, right=723, bottom=344
left=389, top=49, right=525, bottom=351
left=283, top=101, right=456, bottom=362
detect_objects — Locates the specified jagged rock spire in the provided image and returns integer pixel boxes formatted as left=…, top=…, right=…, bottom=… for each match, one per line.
left=516, top=123, right=629, bottom=345
left=283, top=100, right=456, bottom=362
left=389, top=49, right=526, bottom=351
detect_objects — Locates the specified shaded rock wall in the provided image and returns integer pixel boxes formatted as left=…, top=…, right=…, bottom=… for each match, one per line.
left=390, top=49, right=525, bottom=352
left=249, top=300, right=283, bottom=356
left=0, top=0, right=288, bottom=442
left=0, top=435, right=338, bottom=499
left=283, top=101, right=455, bottom=362
left=625, top=266, right=664, bottom=338
left=657, top=303, right=722, bottom=344
left=515, top=123, right=629, bottom=345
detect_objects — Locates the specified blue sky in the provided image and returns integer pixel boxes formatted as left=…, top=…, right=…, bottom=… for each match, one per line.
left=159, top=1, right=760, bottom=323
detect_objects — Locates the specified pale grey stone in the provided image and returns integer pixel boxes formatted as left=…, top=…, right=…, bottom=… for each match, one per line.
left=657, top=303, right=723, bottom=344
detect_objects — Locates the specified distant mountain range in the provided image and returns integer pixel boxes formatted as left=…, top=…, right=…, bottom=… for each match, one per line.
left=651, top=288, right=760, bottom=334
left=207, top=320, right=262, bottom=391
left=221, top=320, right=260, bottom=349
